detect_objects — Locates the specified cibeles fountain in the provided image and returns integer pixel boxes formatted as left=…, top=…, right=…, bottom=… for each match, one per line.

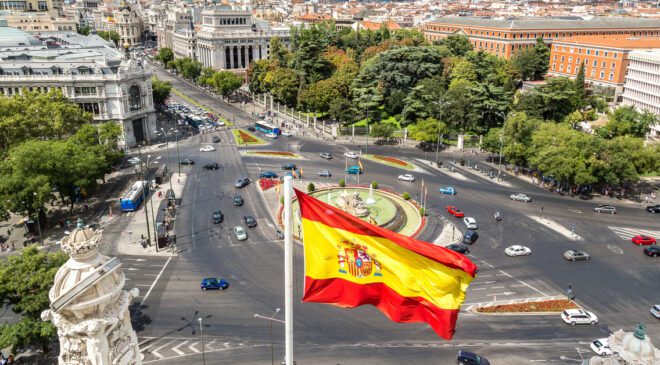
left=589, top=322, right=660, bottom=365
left=41, top=219, right=141, bottom=365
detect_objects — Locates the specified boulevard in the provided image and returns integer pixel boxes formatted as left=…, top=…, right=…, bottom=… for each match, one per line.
left=99, top=68, right=660, bottom=364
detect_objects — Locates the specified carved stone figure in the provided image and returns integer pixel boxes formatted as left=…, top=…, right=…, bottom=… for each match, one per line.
left=335, top=191, right=370, bottom=217
left=589, top=322, right=660, bottom=365
left=41, top=219, right=141, bottom=365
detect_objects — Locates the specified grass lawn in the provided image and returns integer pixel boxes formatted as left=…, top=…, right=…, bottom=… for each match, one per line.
left=231, top=129, right=267, bottom=146
left=171, top=87, right=234, bottom=126
left=362, top=154, right=415, bottom=171
left=351, top=107, right=402, bottom=129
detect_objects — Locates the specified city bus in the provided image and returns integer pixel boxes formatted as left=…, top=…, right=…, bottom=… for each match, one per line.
left=120, top=181, right=149, bottom=212
left=254, top=121, right=281, bottom=135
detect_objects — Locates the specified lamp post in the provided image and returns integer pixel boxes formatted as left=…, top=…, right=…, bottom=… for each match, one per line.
left=175, top=126, right=181, bottom=177
left=254, top=308, right=283, bottom=365
left=159, top=128, right=174, bottom=192
left=365, top=110, right=369, bottom=155
left=198, top=317, right=206, bottom=365
left=32, top=192, right=43, bottom=245
left=496, top=111, right=507, bottom=182
left=138, top=155, right=161, bottom=249
left=434, top=101, right=446, bottom=166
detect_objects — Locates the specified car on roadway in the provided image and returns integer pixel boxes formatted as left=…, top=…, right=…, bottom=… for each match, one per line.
left=463, top=230, right=479, bottom=244
left=235, top=177, right=250, bottom=188
left=644, top=245, right=660, bottom=257
left=200, top=278, right=229, bottom=290
left=319, top=152, right=333, bottom=159
left=456, top=350, right=490, bottom=365
left=180, top=158, right=195, bottom=165
left=346, top=166, right=361, bottom=174
left=243, top=215, right=257, bottom=228
left=127, top=157, right=141, bottom=164
left=260, top=171, right=278, bottom=179
left=265, top=132, right=278, bottom=139
left=282, top=163, right=297, bottom=170
left=593, top=204, right=617, bottom=214
left=439, top=186, right=456, bottom=195
left=446, top=206, right=465, bottom=218
left=463, top=217, right=478, bottom=230
left=234, top=226, right=247, bottom=241
left=344, top=151, right=359, bottom=159
left=247, top=126, right=256, bottom=132
left=212, top=211, right=224, bottom=224
left=651, top=304, right=660, bottom=318
left=647, top=205, right=660, bottom=213
left=446, top=243, right=470, bottom=255
left=632, top=234, right=656, bottom=246
left=505, top=245, right=532, bottom=256
left=212, top=136, right=221, bottom=143
left=281, top=130, right=292, bottom=137
left=510, top=193, right=531, bottom=202
left=233, top=195, right=244, bottom=206
left=318, top=170, right=332, bottom=177
left=200, top=145, right=216, bottom=152
left=590, top=338, right=612, bottom=356
left=561, top=309, right=598, bottom=326
left=398, top=174, right=415, bottom=182
left=203, top=163, right=220, bottom=170
left=564, top=249, right=590, bottom=261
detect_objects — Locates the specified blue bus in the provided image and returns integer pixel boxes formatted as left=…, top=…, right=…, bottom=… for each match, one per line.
left=120, top=181, right=149, bottom=212
left=254, top=121, right=281, bottom=135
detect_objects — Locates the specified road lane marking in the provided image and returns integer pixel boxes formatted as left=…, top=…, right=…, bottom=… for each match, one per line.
left=516, top=280, right=549, bottom=297
left=172, top=340, right=188, bottom=356
left=140, top=256, right=172, bottom=306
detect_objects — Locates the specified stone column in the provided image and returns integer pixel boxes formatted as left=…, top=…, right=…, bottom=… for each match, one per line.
left=229, top=46, right=234, bottom=69
left=243, top=45, right=249, bottom=68
left=260, top=44, right=266, bottom=60
left=252, top=45, right=259, bottom=61
left=220, top=46, right=226, bottom=69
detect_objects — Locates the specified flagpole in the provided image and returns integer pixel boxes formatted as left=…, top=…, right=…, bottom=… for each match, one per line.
left=283, top=175, right=294, bottom=365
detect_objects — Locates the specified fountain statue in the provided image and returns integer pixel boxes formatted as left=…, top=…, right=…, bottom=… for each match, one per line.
left=41, top=219, right=141, bottom=365
left=589, top=322, right=659, bottom=365
left=335, top=191, right=370, bottom=217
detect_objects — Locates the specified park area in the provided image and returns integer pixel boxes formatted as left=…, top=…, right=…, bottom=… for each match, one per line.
left=361, top=154, right=416, bottom=170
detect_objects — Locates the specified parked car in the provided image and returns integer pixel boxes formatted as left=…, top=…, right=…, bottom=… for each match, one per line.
left=200, top=278, right=229, bottom=290
left=200, top=145, right=216, bottom=152
left=234, top=226, right=247, bottom=241
left=282, top=163, right=297, bottom=170
left=127, top=157, right=141, bottom=164
left=644, top=245, right=660, bottom=257
left=510, top=193, right=531, bottom=202
left=590, top=338, right=612, bottom=356
left=463, top=230, right=479, bottom=244
left=561, top=309, right=598, bottom=325
left=343, top=152, right=359, bottom=159
left=564, top=249, right=590, bottom=261
left=398, top=174, right=415, bottom=182
left=212, top=211, right=224, bottom=224
left=243, top=215, right=257, bottom=228
left=446, top=206, right=465, bottom=218
left=632, top=235, right=656, bottom=246
left=235, top=177, right=250, bottom=188
left=319, top=153, right=333, bottom=159
left=260, top=171, right=278, bottom=179
left=281, top=130, right=292, bottom=137
left=212, top=136, right=221, bottom=143
left=651, top=304, right=660, bottom=319
left=456, top=350, right=490, bottom=365
left=439, top=186, right=456, bottom=195
left=180, top=158, right=195, bottom=165
left=446, top=243, right=470, bottom=254
left=247, top=126, right=256, bottom=132
left=265, top=132, right=278, bottom=139
left=647, top=205, right=660, bottom=213
left=463, top=217, right=477, bottom=229
left=203, top=163, right=220, bottom=170
left=594, top=204, right=617, bottom=214
left=505, top=245, right=532, bottom=256
left=318, top=170, right=332, bottom=177
left=233, top=195, right=244, bottom=206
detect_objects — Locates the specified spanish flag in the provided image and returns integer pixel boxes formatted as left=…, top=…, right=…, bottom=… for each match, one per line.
left=358, top=159, right=364, bottom=171
left=295, top=189, right=477, bottom=339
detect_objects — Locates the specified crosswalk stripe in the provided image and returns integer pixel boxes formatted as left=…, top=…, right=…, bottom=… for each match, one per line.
left=188, top=341, right=201, bottom=353
left=171, top=340, right=188, bottom=356
left=609, top=226, right=660, bottom=240
left=150, top=339, right=177, bottom=359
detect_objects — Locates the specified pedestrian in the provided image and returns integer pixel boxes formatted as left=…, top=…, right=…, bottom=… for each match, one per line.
left=5, top=355, right=12, bottom=364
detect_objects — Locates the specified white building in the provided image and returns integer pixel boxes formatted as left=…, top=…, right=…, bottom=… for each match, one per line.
left=157, top=7, right=192, bottom=50
left=0, top=21, right=157, bottom=148
left=621, top=50, right=660, bottom=139
left=195, top=6, right=290, bottom=70
left=172, top=19, right=196, bottom=60
left=115, top=0, right=144, bottom=46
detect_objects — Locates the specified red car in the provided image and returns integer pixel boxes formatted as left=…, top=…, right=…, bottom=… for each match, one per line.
left=631, top=235, right=656, bottom=246
left=446, top=206, right=465, bottom=218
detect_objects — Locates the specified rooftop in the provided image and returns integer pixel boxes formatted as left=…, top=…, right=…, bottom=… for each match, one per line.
left=427, top=16, right=660, bottom=30
left=555, top=35, right=660, bottom=49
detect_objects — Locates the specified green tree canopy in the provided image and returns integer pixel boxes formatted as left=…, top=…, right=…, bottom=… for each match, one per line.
left=370, top=123, right=396, bottom=140
left=151, top=77, right=172, bottom=105
left=155, top=47, right=174, bottom=65
left=77, top=26, right=90, bottom=36
left=434, top=34, right=473, bottom=57
left=516, top=77, right=580, bottom=122
left=97, top=30, right=120, bottom=45
left=401, top=76, right=445, bottom=125
left=407, top=117, right=447, bottom=143
left=263, top=68, right=300, bottom=106
left=600, top=106, right=657, bottom=139
left=211, top=71, right=243, bottom=98
left=512, top=38, right=550, bottom=81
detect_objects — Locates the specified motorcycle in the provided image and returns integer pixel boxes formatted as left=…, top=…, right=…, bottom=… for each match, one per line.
left=494, top=212, right=502, bottom=222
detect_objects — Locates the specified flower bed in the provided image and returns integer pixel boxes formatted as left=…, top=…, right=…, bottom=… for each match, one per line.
left=362, top=154, right=415, bottom=170
left=232, top=129, right=267, bottom=146
left=475, top=299, right=578, bottom=313
left=259, top=178, right=279, bottom=191
left=239, top=130, right=258, bottom=143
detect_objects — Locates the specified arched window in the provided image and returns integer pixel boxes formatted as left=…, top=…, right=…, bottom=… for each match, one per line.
left=128, top=85, right=141, bottom=111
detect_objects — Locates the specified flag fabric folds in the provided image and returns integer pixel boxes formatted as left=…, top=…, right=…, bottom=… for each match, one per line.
left=295, top=189, right=478, bottom=340
left=358, top=159, right=364, bottom=171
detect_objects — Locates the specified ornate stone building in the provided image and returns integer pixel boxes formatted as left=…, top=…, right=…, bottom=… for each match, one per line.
left=589, top=322, right=659, bottom=365
left=116, top=0, right=143, bottom=46
left=172, top=18, right=196, bottom=60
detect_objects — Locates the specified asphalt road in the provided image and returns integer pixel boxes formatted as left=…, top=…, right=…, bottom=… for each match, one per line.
left=130, top=67, right=659, bottom=365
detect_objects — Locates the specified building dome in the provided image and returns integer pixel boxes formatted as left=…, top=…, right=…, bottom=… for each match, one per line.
left=0, top=20, right=43, bottom=48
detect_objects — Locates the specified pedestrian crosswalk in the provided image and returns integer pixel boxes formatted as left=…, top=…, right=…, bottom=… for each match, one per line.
left=139, top=336, right=261, bottom=362
left=608, top=226, right=660, bottom=240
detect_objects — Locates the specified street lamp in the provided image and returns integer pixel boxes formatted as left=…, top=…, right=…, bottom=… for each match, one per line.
left=496, top=111, right=507, bottom=182
left=138, top=155, right=161, bottom=250
left=254, top=308, right=283, bottom=365
left=32, top=192, right=43, bottom=245
left=158, top=128, right=174, bottom=193
left=434, top=101, right=446, bottom=166
left=197, top=316, right=212, bottom=365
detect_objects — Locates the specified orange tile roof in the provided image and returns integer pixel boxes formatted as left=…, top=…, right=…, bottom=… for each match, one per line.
left=297, top=13, right=331, bottom=21
left=360, top=20, right=401, bottom=31
left=555, top=35, right=660, bottom=49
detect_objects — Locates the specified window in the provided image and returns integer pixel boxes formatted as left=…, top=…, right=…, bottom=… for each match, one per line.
left=604, top=51, right=608, bottom=57
left=586, top=50, right=591, bottom=55
left=595, top=51, right=600, bottom=56
left=611, top=62, right=615, bottom=70
left=602, top=61, right=606, bottom=68
left=79, top=102, right=100, bottom=115
left=128, top=85, right=141, bottom=111
left=585, top=58, right=589, bottom=65
left=567, top=65, right=572, bottom=73
left=609, top=73, right=613, bottom=81
left=591, top=69, right=596, bottom=77
left=75, top=86, right=97, bottom=95
left=561, top=56, right=565, bottom=62
left=600, top=71, right=605, bottom=79
left=559, top=64, right=564, bottom=71
left=576, top=58, right=581, bottom=64
left=593, top=60, right=597, bottom=67
left=568, top=56, right=573, bottom=63
left=552, top=63, right=556, bottom=70
left=553, top=55, right=557, bottom=61
left=613, top=53, right=617, bottom=59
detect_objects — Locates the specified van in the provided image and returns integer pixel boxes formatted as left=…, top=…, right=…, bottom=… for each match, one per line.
left=282, top=163, right=297, bottom=170
left=462, top=230, right=479, bottom=244
left=346, top=166, right=361, bottom=174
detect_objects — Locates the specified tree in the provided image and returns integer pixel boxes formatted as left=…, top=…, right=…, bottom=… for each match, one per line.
left=512, top=38, right=550, bottom=81
left=449, top=58, right=478, bottom=82
left=470, top=81, right=512, bottom=132
left=442, top=79, right=477, bottom=132
left=247, top=59, right=277, bottom=94
left=494, top=60, right=522, bottom=92
left=97, top=31, right=120, bottom=45
left=407, top=117, right=447, bottom=143
left=0, top=245, right=67, bottom=353
left=211, top=71, right=243, bottom=98
left=77, top=26, right=90, bottom=36
left=328, top=97, right=358, bottom=125
left=298, top=78, right=341, bottom=114
left=516, top=77, right=580, bottom=122
left=575, top=62, right=586, bottom=106
left=263, top=68, right=300, bottom=106
left=155, top=47, right=174, bottom=66
left=197, top=67, right=216, bottom=87
left=600, top=106, right=657, bottom=139
left=269, top=37, right=290, bottom=67
left=180, top=58, right=203, bottom=80
left=434, top=34, right=473, bottom=57
left=370, top=123, right=395, bottom=140
left=401, top=76, right=445, bottom=125
left=151, top=77, right=172, bottom=106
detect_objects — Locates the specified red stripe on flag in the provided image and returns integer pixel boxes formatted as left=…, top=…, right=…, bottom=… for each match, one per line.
left=303, top=276, right=461, bottom=340
left=295, top=189, right=477, bottom=277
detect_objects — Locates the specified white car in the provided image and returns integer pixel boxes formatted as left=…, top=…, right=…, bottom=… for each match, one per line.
left=590, top=338, right=612, bottom=356
left=510, top=193, right=531, bottom=202
left=281, top=131, right=292, bottom=136
left=217, top=121, right=226, bottom=126
left=398, top=174, right=415, bottom=182
left=561, top=309, right=598, bottom=326
left=265, top=132, right=278, bottom=139
left=344, top=152, right=359, bottom=159
left=651, top=304, right=660, bottom=319
left=463, top=217, right=478, bottom=230
left=234, top=226, right=247, bottom=241
left=127, top=157, right=141, bottom=165
left=200, top=145, right=216, bottom=152
left=505, top=245, right=532, bottom=256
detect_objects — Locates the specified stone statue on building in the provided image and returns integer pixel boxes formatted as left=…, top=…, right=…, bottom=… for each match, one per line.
left=335, top=191, right=369, bottom=217
left=589, top=322, right=660, bottom=365
left=41, top=219, right=141, bottom=365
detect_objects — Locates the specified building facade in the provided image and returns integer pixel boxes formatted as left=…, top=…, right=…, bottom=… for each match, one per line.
left=172, top=19, right=196, bottom=60
left=0, top=11, right=77, bottom=32
left=0, top=0, right=62, bottom=11
left=115, top=0, right=143, bottom=46
left=621, top=50, right=660, bottom=138
left=157, top=7, right=192, bottom=50
left=423, top=17, right=660, bottom=59
left=548, top=36, right=660, bottom=96
left=0, top=23, right=157, bottom=148
left=195, top=7, right=290, bottom=70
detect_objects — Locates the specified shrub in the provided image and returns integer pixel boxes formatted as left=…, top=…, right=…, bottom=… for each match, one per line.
left=419, top=207, right=426, bottom=216
left=402, top=192, right=410, bottom=200
left=371, top=181, right=379, bottom=189
left=339, top=179, right=346, bottom=187
left=280, top=196, right=284, bottom=205
left=307, top=182, right=315, bottom=192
